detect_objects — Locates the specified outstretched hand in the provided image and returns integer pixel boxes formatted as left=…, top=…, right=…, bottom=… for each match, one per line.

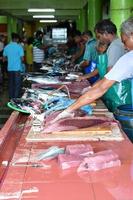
left=81, top=86, right=91, bottom=94
left=50, top=110, right=74, bottom=124
left=77, top=75, right=86, bottom=82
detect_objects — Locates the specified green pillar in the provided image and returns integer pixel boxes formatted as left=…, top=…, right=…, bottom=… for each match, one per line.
left=76, top=9, right=86, bottom=32
left=7, top=16, right=17, bottom=41
left=110, top=0, right=132, bottom=34
left=87, top=0, right=103, bottom=32
left=0, top=16, right=7, bottom=24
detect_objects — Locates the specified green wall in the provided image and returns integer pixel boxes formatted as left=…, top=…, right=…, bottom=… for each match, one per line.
left=0, top=16, right=7, bottom=24
left=7, top=16, right=17, bottom=41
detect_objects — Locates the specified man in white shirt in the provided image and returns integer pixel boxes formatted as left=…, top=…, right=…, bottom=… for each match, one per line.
left=33, top=31, right=45, bottom=72
left=105, top=50, right=133, bottom=82
left=54, top=17, right=133, bottom=120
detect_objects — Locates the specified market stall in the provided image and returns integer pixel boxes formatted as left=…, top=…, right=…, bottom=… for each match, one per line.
left=0, top=99, right=133, bottom=199
left=0, top=50, right=133, bottom=200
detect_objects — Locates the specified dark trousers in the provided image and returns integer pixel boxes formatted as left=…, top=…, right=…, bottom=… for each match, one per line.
left=33, top=62, right=42, bottom=72
left=8, top=71, right=22, bottom=99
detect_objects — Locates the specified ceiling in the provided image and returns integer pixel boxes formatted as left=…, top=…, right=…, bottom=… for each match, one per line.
left=0, top=0, right=88, bottom=22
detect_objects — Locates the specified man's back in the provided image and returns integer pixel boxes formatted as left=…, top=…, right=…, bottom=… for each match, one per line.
left=3, top=42, right=24, bottom=71
left=107, top=38, right=125, bottom=68
left=33, top=38, right=44, bottom=63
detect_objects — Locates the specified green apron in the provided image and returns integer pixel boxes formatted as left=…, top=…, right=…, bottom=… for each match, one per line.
left=97, top=53, right=131, bottom=112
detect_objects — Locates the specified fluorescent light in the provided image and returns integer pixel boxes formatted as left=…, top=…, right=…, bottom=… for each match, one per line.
left=40, top=20, right=57, bottom=23
left=33, top=15, right=55, bottom=18
left=28, top=8, right=55, bottom=12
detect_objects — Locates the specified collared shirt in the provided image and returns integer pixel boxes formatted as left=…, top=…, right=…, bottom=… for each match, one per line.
left=33, top=38, right=42, bottom=48
left=105, top=50, right=133, bottom=82
left=3, top=42, right=24, bottom=71
left=83, top=38, right=97, bottom=62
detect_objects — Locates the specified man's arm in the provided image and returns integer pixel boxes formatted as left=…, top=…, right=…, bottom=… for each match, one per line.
left=52, top=78, right=116, bottom=122
left=3, top=48, right=7, bottom=62
left=80, top=60, right=90, bottom=68
left=65, top=78, right=115, bottom=112
left=78, top=69, right=98, bottom=81
left=21, top=56, right=24, bottom=62
left=80, top=42, right=92, bottom=68
left=72, top=43, right=85, bottom=63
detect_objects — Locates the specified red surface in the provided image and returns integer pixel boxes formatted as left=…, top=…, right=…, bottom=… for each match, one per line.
left=0, top=112, right=133, bottom=200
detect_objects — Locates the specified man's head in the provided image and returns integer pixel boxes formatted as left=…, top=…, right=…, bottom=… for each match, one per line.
left=120, top=17, right=133, bottom=51
left=35, top=30, right=44, bottom=41
left=0, top=34, right=6, bottom=42
left=11, top=33, right=20, bottom=43
left=82, top=30, right=93, bottom=42
left=96, top=41, right=108, bottom=54
left=94, top=19, right=117, bottom=44
left=73, top=30, right=82, bottom=44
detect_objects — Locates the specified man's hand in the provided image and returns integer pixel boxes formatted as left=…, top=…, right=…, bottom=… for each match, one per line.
left=51, top=110, right=74, bottom=123
left=77, top=75, right=86, bottom=82
left=81, top=86, right=91, bottom=94
left=74, top=64, right=80, bottom=71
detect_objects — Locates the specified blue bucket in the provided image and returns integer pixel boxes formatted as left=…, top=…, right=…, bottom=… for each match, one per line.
left=114, top=104, right=133, bottom=142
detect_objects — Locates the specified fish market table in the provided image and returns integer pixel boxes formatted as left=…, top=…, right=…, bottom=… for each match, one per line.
left=0, top=109, right=133, bottom=200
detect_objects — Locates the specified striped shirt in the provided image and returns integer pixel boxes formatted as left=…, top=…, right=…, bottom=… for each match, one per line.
left=33, top=39, right=44, bottom=63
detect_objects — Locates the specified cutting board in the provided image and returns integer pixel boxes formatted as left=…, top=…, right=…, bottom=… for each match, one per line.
left=26, top=122, right=124, bottom=142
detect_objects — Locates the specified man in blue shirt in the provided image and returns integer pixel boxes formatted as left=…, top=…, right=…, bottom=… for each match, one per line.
left=79, top=31, right=98, bottom=84
left=3, top=33, right=24, bottom=99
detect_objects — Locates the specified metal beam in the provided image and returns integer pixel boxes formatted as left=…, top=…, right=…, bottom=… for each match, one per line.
left=0, top=0, right=87, bottom=9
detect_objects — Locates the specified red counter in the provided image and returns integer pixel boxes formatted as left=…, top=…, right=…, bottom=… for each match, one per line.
left=0, top=111, right=133, bottom=200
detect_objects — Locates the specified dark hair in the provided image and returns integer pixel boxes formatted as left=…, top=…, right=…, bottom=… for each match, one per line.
left=94, top=19, right=117, bottom=34
left=36, top=30, right=43, bottom=38
left=82, top=30, right=93, bottom=37
left=27, top=37, right=34, bottom=45
left=0, top=34, right=5, bottom=41
left=73, top=30, right=81, bottom=37
left=11, top=32, right=20, bottom=40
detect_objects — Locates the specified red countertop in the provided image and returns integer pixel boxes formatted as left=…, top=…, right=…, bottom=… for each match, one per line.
left=0, top=111, right=133, bottom=200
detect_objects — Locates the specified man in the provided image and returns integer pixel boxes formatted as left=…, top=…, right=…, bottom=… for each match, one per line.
left=78, top=30, right=98, bottom=84
left=78, top=19, right=131, bottom=111
left=3, top=33, right=24, bottom=99
left=71, top=30, right=85, bottom=64
left=94, top=19, right=125, bottom=71
left=79, top=19, right=125, bottom=79
left=54, top=17, right=133, bottom=121
left=78, top=31, right=97, bottom=68
left=94, top=19, right=131, bottom=111
left=33, top=30, right=45, bottom=72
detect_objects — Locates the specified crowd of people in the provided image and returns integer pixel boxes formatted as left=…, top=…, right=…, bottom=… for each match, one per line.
left=0, top=30, right=48, bottom=99
left=64, top=19, right=131, bottom=112
left=54, top=17, right=133, bottom=122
